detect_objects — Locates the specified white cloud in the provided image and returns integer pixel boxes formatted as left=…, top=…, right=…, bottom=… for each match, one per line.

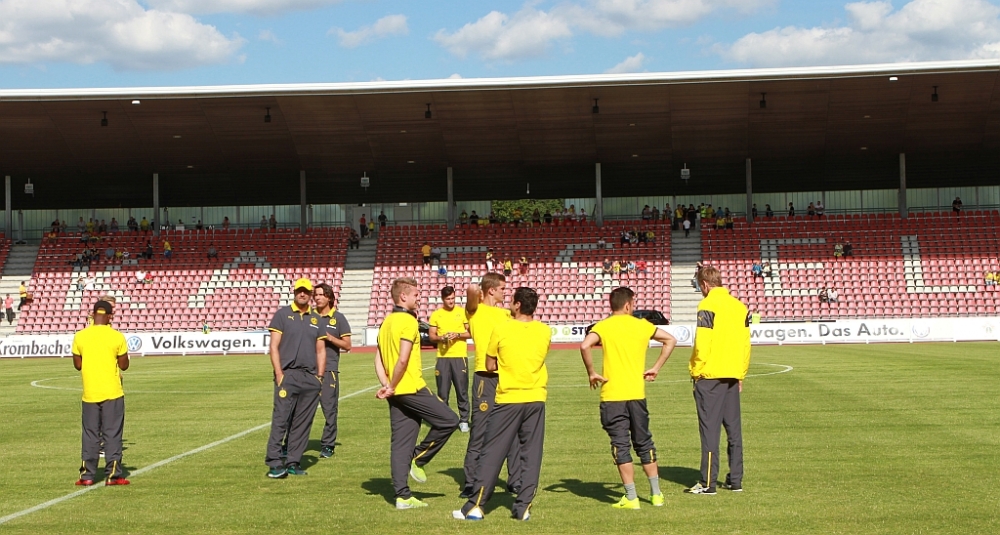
left=145, top=0, right=339, bottom=15
left=606, top=52, right=646, bottom=73
left=0, top=0, right=244, bottom=70
left=331, top=14, right=408, bottom=48
left=717, top=0, right=1000, bottom=67
left=258, top=29, right=281, bottom=43
left=448, top=73, right=463, bottom=79
left=434, top=0, right=775, bottom=60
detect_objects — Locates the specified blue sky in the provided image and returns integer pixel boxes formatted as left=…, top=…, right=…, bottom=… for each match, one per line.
left=2, top=0, right=1000, bottom=89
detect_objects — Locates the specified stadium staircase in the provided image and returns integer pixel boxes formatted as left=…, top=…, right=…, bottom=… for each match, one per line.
left=337, top=238, right=377, bottom=335
left=0, top=243, right=37, bottom=336
left=668, top=225, right=703, bottom=324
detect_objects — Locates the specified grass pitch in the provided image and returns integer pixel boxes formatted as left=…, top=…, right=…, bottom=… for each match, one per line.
left=1, top=343, right=999, bottom=534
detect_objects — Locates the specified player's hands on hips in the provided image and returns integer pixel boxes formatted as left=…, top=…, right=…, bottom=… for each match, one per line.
left=376, top=386, right=394, bottom=399
left=643, top=368, right=660, bottom=381
left=588, top=372, right=608, bottom=390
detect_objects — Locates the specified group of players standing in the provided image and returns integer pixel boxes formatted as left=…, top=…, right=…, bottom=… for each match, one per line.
left=70, top=263, right=750, bottom=522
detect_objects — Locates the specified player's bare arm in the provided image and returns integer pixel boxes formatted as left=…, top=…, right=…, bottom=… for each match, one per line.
left=465, top=284, right=482, bottom=315
left=579, top=332, right=608, bottom=389
left=315, top=338, right=326, bottom=380
left=269, top=331, right=284, bottom=385
left=644, top=329, right=677, bottom=381
left=485, top=354, right=498, bottom=372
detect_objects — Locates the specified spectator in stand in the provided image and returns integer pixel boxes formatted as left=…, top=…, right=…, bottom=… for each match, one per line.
left=489, top=211, right=499, bottom=225
left=636, top=259, right=647, bottom=273
left=126, top=217, right=136, bottom=232
left=135, top=270, right=145, bottom=284
left=144, top=241, right=153, bottom=260
left=51, top=219, right=61, bottom=233
left=725, top=214, right=735, bottom=230
left=222, top=216, right=230, bottom=230
left=683, top=218, right=692, bottom=238
left=163, top=240, right=172, bottom=260
left=986, top=271, right=997, bottom=286
left=261, top=216, right=269, bottom=231
left=603, top=258, right=614, bottom=274
left=358, top=214, right=367, bottom=237
left=751, top=263, right=763, bottom=278
left=378, top=210, right=388, bottom=229
left=511, top=208, right=522, bottom=225
left=144, top=272, right=154, bottom=284
left=638, top=230, right=648, bottom=244
left=612, top=260, right=621, bottom=275
left=762, top=262, right=773, bottom=278
left=141, top=217, right=151, bottom=232
left=470, top=211, right=480, bottom=225
left=105, top=245, right=114, bottom=260
left=269, top=214, right=277, bottom=230
left=788, top=203, right=795, bottom=217
left=953, top=197, right=963, bottom=214
left=664, top=203, right=672, bottom=222
left=597, top=236, right=606, bottom=249
left=673, top=206, right=684, bottom=231
left=110, top=218, right=119, bottom=233
left=625, top=260, right=636, bottom=274
left=579, top=208, right=587, bottom=223
left=77, top=217, right=86, bottom=233
left=833, top=242, right=844, bottom=258
left=629, top=231, right=639, bottom=245
left=196, top=220, right=204, bottom=231
left=542, top=209, right=552, bottom=225
left=460, top=210, right=469, bottom=226
left=422, top=243, right=432, bottom=266
left=203, top=318, right=211, bottom=334
left=828, top=288, right=839, bottom=303
left=687, top=204, right=698, bottom=228
left=642, top=205, right=651, bottom=220
left=751, top=204, right=758, bottom=219
left=646, top=229, right=656, bottom=243
left=18, top=280, right=28, bottom=310
left=485, top=249, right=494, bottom=272
left=569, top=204, right=578, bottom=221
left=349, top=229, right=360, bottom=249
left=76, top=276, right=86, bottom=291
left=765, top=204, right=774, bottom=218
left=816, top=200, right=825, bottom=216
left=651, top=205, right=660, bottom=221
left=531, top=209, right=541, bottom=226
left=60, top=220, right=68, bottom=233
left=207, top=244, right=218, bottom=259
left=431, top=246, right=442, bottom=263
left=84, top=277, right=96, bottom=291
left=4, top=294, right=13, bottom=324
left=519, top=256, right=530, bottom=276
left=620, top=230, right=630, bottom=245
left=819, top=287, right=829, bottom=304
left=503, top=257, right=513, bottom=277
left=86, top=218, right=96, bottom=234
left=367, top=220, right=375, bottom=237
left=843, top=241, right=853, bottom=257
left=98, top=220, right=108, bottom=234
left=807, top=203, right=816, bottom=216
left=715, top=217, right=726, bottom=230
left=114, top=249, right=123, bottom=262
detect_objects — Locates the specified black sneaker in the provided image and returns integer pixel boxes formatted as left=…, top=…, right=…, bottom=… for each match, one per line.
left=506, top=485, right=521, bottom=496
left=286, top=463, right=307, bottom=476
left=267, top=467, right=288, bottom=479
left=459, top=488, right=473, bottom=499
left=723, top=482, right=743, bottom=492
left=320, top=447, right=334, bottom=459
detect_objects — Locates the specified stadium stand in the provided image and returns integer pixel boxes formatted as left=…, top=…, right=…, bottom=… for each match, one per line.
left=18, top=228, right=348, bottom=333
left=368, top=221, right=671, bottom=325
left=702, top=211, right=1000, bottom=320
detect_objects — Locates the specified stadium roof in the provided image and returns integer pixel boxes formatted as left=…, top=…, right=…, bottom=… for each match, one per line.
left=2, top=59, right=1000, bottom=209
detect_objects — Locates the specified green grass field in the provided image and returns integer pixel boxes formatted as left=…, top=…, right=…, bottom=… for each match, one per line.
left=1, top=343, right=999, bottom=534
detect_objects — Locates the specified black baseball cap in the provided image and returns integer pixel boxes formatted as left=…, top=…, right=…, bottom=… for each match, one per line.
left=93, top=300, right=113, bottom=315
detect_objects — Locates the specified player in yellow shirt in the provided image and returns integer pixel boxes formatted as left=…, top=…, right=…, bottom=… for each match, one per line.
left=460, top=272, right=521, bottom=499
left=72, top=301, right=130, bottom=486
left=580, top=287, right=678, bottom=509
left=454, top=287, right=551, bottom=521
left=376, top=277, right=460, bottom=510
left=687, top=266, right=751, bottom=495
left=428, top=286, right=471, bottom=432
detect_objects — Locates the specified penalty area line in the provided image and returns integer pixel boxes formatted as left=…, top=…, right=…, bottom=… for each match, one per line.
left=0, top=372, right=409, bottom=526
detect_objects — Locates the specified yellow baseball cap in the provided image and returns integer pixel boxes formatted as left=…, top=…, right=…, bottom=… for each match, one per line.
left=293, top=278, right=313, bottom=292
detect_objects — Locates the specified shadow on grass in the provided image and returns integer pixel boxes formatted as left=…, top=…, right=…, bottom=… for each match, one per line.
left=439, top=467, right=466, bottom=488
left=659, top=466, right=701, bottom=488
left=543, top=479, right=619, bottom=504
left=362, top=478, right=446, bottom=505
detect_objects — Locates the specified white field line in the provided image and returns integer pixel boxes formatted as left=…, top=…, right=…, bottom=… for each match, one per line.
left=3, top=366, right=432, bottom=526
